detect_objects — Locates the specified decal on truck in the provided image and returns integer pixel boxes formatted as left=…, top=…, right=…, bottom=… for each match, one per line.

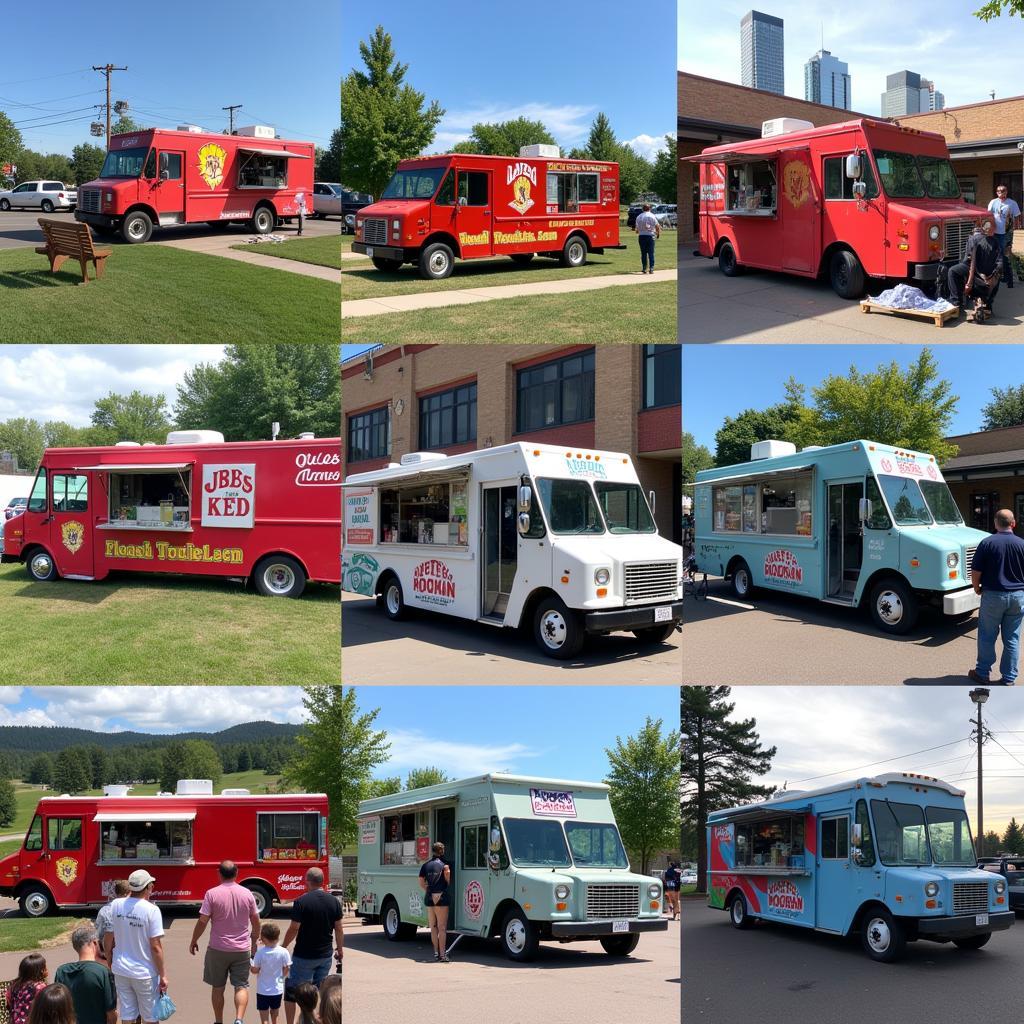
left=104, top=539, right=244, bottom=564
left=507, top=162, right=537, bottom=214
left=464, top=880, right=485, bottom=920
left=198, top=143, right=227, bottom=189
left=783, top=160, right=811, bottom=209
left=763, top=549, right=803, bottom=586
left=201, top=464, right=255, bottom=528
left=343, top=553, right=379, bottom=596
left=530, top=788, right=577, bottom=818
left=412, top=559, right=456, bottom=606
left=61, top=520, right=85, bottom=554
left=360, top=818, right=379, bottom=846
left=565, top=457, right=608, bottom=479
left=55, top=857, right=79, bottom=886
left=766, top=879, right=804, bottom=916
left=295, top=450, right=341, bottom=486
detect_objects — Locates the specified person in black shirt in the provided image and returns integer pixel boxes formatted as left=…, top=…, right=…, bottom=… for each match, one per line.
left=418, top=842, right=452, bottom=963
left=948, top=219, right=1003, bottom=319
left=662, top=862, right=681, bottom=920
left=282, top=868, right=343, bottom=1024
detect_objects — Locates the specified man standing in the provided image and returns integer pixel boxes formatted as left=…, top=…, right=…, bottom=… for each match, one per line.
left=633, top=203, right=661, bottom=275
left=948, top=218, right=1002, bottom=318
left=968, top=508, right=1024, bottom=686
left=55, top=925, right=117, bottom=1024
left=103, top=869, right=167, bottom=1024
left=95, top=880, right=130, bottom=968
left=988, top=184, right=1021, bottom=287
left=190, top=861, right=261, bottom=1024
left=282, top=868, right=343, bottom=1024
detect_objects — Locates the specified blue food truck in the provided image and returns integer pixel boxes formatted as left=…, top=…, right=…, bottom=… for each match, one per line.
left=707, top=772, right=1014, bottom=962
left=693, top=439, right=989, bottom=633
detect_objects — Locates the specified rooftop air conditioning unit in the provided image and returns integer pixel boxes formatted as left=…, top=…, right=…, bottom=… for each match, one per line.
left=103, top=785, right=130, bottom=797
left=176, top=779, right=214, bottom=795
left=166, top=430, right=225, bottom=446
left=297, top=432, right=315, bottom=440
left=221, top=788, right=251, bottom=796
left=801, top=445, right=826, bottom=452
left=236, top=125, right=276, bottom=139
left=115, top=441, right=142, bottom=447
left=761, top=118, right=815, bottom=138
left=520, top=143, right=560, bottom=158
left=177, top=124, right=205, bottom=133
left=400, top=452, right=447, bottom=466
left=750, top=440, right=797, bottom=461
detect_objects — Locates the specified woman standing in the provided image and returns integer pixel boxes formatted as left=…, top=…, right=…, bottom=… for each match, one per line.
left=26, top=984, right=76, bottom=1024
left=6, top=954, right=48, bottom=1024
left=663, top=861, right=681, bottom=921
left=418, top=841, right=452, bottom=963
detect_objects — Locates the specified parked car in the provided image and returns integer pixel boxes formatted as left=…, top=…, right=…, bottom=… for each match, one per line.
left=0, top=181, right=77, bottom=212
left=680, top=869, right=697, bottom=885
left=4, top=497, right=27, bottom=521
left=652, top=203, right=677, bottom=228
left=979, top=857, right=1024, bottom=911
left=312, top=182, right=373, bottom=232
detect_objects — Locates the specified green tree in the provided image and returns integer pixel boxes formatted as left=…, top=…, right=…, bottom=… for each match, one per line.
left=340, top=25, right=444, bottom=198
left=0, top=418, right=47, bottom=472
left=285, top=687, right=390, bottom=851
left=982, top=830, right=1003, bottom=856
left=615, top=143, right=654, bottom=205
left=316, top=128, right=343, bottom=182
left=138, top=750, right=164, bottom=785
left=0, top=753, right=15, bottom=828
left=70, top=143, right=106, bottom=186
left=26, top=754, right=53, bottom=786
left=111, top=115, right=142, bottom=136
left=681, top=687, right=776, bottom=893
left=1003, top=817, right=1024, bottom=854
left=604, top=717, right=680, bottom=874
left=682, top=431, right=714, bottom=487
left=44, top=420, right=91, bottom=449
left=405, top=767, right=450, bottom=790
left=975, top=0, right=1023, bottom=18
left=714, top=380, right=809, bottom=465
left=981, top=383, right=1024, bottom=429
left=0, top=110, right=23, bottom=178
left=237, top=747, right=252, bottom=773
left=365, top=776, right=402, bottom=799
left=53, top=748, right=92, bottom=795
left=584, top=113, right=618, bottom=162
left=86, top=745, right=110, bottom=789
left=650, top=135, right=677, bottom=206
left=159, top=740, right=222, bottom=793
left=452, top=117, right=556, bottom=157
left=89, top=391, right=171, bottom=446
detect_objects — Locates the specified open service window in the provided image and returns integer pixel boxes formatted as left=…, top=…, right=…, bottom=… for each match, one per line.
left=735, top=815, right=805, bottom=868
left=727, top=160, right=776, bottom=214
left=379, top=479, right=469, bottom=546
left=98, top=815, right=195, bottom=863
left=238, top=152, right=289, bottom=189
left=712, top=473, right=813, bottom=536
left=545, top=171, right=601, bottom=212
left=258, top=812, right=320, bottom=862
left=382, top=810, right=429, bottom=866
left=107, top=467, right=191, bottom=530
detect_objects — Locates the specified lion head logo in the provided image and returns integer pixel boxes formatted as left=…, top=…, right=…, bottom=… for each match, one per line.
left=61, top=520, right=85, bottom=555
left=197, top=143, right=227, bottom=189
left=508, top=175, right=535, bottom=215
left=55, top=857, right=79, bottom=887
left=783, top=161, right=811, bottom=209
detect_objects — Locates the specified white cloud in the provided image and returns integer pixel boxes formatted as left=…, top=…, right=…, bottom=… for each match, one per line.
left=0, top=687, right=23, bottom=706
left=624, top=134, right=668, bottom=160
left=431, top=102, right=597, bottom=152
left=380, top=728, right=539, bottom=778
left=0, top=705, right=56, bottom=727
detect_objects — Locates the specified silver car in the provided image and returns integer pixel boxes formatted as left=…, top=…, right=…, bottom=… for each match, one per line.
left=0, top=181, right=77, bottom=213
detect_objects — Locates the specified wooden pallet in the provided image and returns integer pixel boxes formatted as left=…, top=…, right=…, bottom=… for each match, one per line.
left=860, top=299, right=959, bottom=327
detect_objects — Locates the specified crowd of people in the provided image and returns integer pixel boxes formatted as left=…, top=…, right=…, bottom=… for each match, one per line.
left=5, top=864, right=344, bottom=1024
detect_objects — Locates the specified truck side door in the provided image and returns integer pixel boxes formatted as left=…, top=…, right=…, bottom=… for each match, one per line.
left=456, top=819, right=492, bottom=935
left=42, top=814, right=89, bottom=908
left=49, top=472, right=94, bottom=578
left=816, top=813, right=853, bottom=932
left=140, top=148, right=186, bottom=223
left=780, top=149, right=820, bottom=274
left=453, top=170, right=493, bottom=259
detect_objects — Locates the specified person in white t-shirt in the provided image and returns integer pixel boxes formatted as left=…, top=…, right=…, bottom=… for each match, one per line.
left=251, top=922, right=292, bottom=1024
left=102, top=870, right=167, bottom=1024
left=987, top=184, right=1022, bottom=287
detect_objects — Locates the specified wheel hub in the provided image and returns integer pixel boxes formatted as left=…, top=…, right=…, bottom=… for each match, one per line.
left=506, top=919, right=526, bottom=952
left=430, top=251, right=449, bottom=274
left=265, top=565, right=295, bottom=594
left=30, top=553, right=52, bottom=579
left=386, top=586, right=401, bottom=615
left=569, top=242, right=583, bottom=262
left=541, top=611, right=567, bottom=648
left=877, top=590, right=903, bottom=625
left=386, top=908, right=398, bottom=934
left=25, top=892, right=48, bottom=915
left=867, top=917, right=890, bottom=952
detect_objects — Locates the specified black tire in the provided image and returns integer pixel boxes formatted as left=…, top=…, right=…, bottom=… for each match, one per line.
left=122, top=210, right=153, bottom=244
left=632, top=623, right=676, bottom=644
left=242, top=882, right=274, bottom=916
left=729, top=892, right=754, bottom=930
left=510, top=253, right=535, bottom=266
left=533, top=595, right=585, bottom=659
left=250, top=206, right=276, bottom=234
left=830, top=249, right=866, bottom=299
left=40, top=199, right=54, bottom=213
left=26, top=548, right=58, bottom=582
left=860, top=907, right=906, bottom=962
left=381, top=898, right=417, bottom=941
left=419, top=241, right=455, bottom=280
left=0, top=199, right=10, bottom=211
left=600, top=933, right=640, bottom=956
left=253, top=555, right=306, bottom=598
left=380, top=575, right=407, bottom=621
left=729, top=559, right=755, bottom=600
left=868, top=578, right=918, bottom=635
left=953, top=933, right=992, bottom=950
left=500, top=907, right=540, bottom=961
left=560, top=235, right=587, bottom=268
left=19, top=883, right=53, bottom=918
left=372, top=256, right=403, bottom=272
left=718, top=241, right=742, bottom=276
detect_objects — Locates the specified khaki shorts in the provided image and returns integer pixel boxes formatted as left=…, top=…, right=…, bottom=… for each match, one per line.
left=203, top=947, right=251, bottom=989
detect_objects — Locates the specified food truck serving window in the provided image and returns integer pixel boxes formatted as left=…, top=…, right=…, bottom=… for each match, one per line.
left=537, top=479, right=604, bottom=535
left=735, top=815, right=804, bottom=868
left=381, top=811, right=428, bottom=866
left=28, top=468, right=47, bottom=513
left=565, top=822, right=628, bottom=868
left=379, top=480, right=468, bottom=546
left=100, top=819, right=193, bottom=862
left=502, top=818, right=571, bottom=867
left=109, top=469, right=191, bottom=529
left=713, top=474, right=812, bottom=536
left=258, top=813, right=320, bottom=862
left=239, top=153, right=288, bottom=189
left=727, top=161, right=776, bottom=212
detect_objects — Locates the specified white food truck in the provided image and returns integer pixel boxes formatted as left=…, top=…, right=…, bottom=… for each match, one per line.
left=342, top=442, right=683, bottom=658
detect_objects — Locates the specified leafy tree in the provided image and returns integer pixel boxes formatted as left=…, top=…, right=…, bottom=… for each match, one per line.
left=316, top=128, right=343, bottom=182
left=44, top=420, right=91, bottom=449
left=365, top=776, right=402, bottom=799
left=405, top=767, right=449, bottom=790
left=981, top=383, right=1024, bottom=429
left=681, top=687, right=776, bottom=893
left=90, top=391, right=171, bottom=446
left=584, top=113, right=618, bottom=162
left=605, top=717, right=680, bottom=874
left=340, top=25, right=444, bottom=198
left=975, top=0, right=1024, bottom=18
left=0, top=753, right=15, bottom=827
left=613, top=142, right=653, bottom=205
left=1003, top=817, right=1024, bottom=854
left=682, top=431, right=714, bottom=487
left=285, top=687, right=390, bottom=851
left=237, top=747, right=252, bottom=773
left=0, top=418, right=47, bottom=473
left=714, top=380, right=809, bottom=465
left=70, top=143, right=106, bottom=186
left=110, top=115, right=142, bottom=136
left=982, top=830, right=1003, bottom=856
left=138, top=751, right=164, bottom=785
left=53, top=748, right=92, bottom=795
left=86, top=745, right=110, bottom=789
left=0, top=111, right=23, bottom=177
left=159, top=740, right=222, bottom=793
left=26, top=754, right=53, bottom=786
left=14, top=151, right=73, bottom=183
left=452, top=118, right=555, bottom=156
left=650, top=135, right=677, bottom=207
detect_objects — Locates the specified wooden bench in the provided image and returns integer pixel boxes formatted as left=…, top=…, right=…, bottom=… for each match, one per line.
left=35, top=218, right=112, bottom=284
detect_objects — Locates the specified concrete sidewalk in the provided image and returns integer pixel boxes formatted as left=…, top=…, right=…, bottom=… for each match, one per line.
left=157, top=232, right=339, bottom=282
left=342, top=267, right=676, bottom=318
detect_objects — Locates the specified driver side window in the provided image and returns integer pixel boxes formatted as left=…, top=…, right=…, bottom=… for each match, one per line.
left=866, top=478, right=892, bottom=530
left=28, top=468, right=47, bottom=513
left=144, top=149, right=157, bottom=179
left=25, top=815, right=43, bottom=852
left=434, top=170, right=455, bottom=207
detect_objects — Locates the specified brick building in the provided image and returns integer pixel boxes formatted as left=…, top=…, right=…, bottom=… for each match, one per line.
left=341, top=344, right=682, bottom=543
left=942, top=424, right=1024, bottom=536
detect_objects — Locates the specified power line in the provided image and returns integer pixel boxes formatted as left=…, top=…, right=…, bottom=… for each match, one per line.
left=789, top=738, right=967, bottom=784
left=0, top=89, right=104, bottom=111
left=0, top=68, right=93, bottom=88
left=92, top=64, right=128, bottom=143
left=16, top=115, right=96, bottom=133
left=12, top=107, right=99, bottom=126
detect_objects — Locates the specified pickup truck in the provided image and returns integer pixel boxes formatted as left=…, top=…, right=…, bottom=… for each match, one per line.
left=0, top=181, right=77, bottom=212
left=979, top=857, right=1024, bottom=911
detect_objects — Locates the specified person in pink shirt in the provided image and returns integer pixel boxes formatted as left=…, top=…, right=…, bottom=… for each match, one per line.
left=189, top=861, right=261, bottom=1024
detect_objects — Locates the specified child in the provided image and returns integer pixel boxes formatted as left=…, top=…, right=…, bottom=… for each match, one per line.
left=251, top=922, right=292, bottom=1024
left=26, top=983, right=75, bottom=1024
left=292, top=983, right=319, bottom=1024
left=6, top=954, right=47, bottom=1024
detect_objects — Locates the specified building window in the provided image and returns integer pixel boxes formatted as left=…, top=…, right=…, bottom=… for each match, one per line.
left=347, top=406, right=390, bottom=463
left=517, top=349, right=595, bottom=432
left=419, top=383, right=477, bottom=449
left=642, top=345, right=681, bottom=409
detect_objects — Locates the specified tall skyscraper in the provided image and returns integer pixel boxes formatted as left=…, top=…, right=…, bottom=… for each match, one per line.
left=920, top=78, right=945, bottom=111
left=740, top=10, right=785, bottom=95
left=804, top=49, right=851, bottom=109
left=881, top=70, right=944, bottom=116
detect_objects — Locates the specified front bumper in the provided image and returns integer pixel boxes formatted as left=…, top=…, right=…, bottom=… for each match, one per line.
left=914, top=910, right=1014, bottom=939
left=943, top=587, right=980, bottom=615
left=910, top=258, right=957, bottom=282
left=76, top=211, right=118, bottom=229
left=584, top=600, right=684, bottom=633
left=0, top=553, right=21, bottom=564
left=352, top=241, right=406, bottom=261
left=551, top=917, right=668, bottom=937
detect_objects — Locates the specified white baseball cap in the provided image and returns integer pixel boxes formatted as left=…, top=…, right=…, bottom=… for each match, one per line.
left=128, top=869, right=157, bottom=892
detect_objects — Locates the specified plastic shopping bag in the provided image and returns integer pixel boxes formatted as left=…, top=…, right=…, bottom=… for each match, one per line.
left=153, top=993, right=177, bottom=1021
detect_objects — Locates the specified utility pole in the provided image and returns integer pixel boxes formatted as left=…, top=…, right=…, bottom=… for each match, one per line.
left=222, top=105, right=243, bottom=135
left=970, top=687, right=990, bottom=855
left=93, top=64, right=128, bottom=143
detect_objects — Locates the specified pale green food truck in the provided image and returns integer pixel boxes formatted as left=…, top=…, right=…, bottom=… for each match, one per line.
left=356, top=773, right=668, bottom=961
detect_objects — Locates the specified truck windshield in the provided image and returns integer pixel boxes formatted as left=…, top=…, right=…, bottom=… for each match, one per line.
left=873, top=150, right=960, bottom=199
left=594, top=482, right=656, bottom=534
left=917, top=155, right=961, bottom=198
left=919, top=480, right=964, bottom=525
left=875, top=474, right=932, bottom=525
left=99, top=147, right=149, bottom=179
left=380, top=167, right=446, bottom=200
left=871, top=800, right=931, bottom=865
left=536, top=478, right=604, bottom=535
left=502, top=818, right=572, bottom=867
left=565, top=822, right=629, bottom=867
left=925, top=807, right=976, bottom=866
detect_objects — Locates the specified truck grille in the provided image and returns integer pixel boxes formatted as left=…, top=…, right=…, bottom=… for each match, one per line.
left=944, top=219, right=975, bottom=261
left=78, top=188, right=102, bottom=215
left=586, top=884, right=640, bottom=920
left=363, top=217, right=388, bottom=246
left=965, top=546, right=977, bottom=574
left=952, top=882, right=989, bottom=915
left=624, top=561, right=679, bottom=603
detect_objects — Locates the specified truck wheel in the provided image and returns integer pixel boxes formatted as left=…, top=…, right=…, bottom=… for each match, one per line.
left=419, top=242, right=455, bottom=280
left=868, top=578, right=918, bottom=634
left=510, top=253, right=534, bottom=266
left=718, top=241, right=742, bottom=276
left=632, top=623, right=676, bottom=645
left=19, top=884, right=53, bottom=918
left=381, top=898, right=417, bottom=941
left=729, top=892, right=754, bottom=929
left=27, top=548, right=58, bottom=582
left=0, top=199, right=10, bottom=211
left=954, top=933, right=992, bottom=950
left=242, top=882, right=273, bottom=916
left=250, top=206, right=276, bottom=234
left=830, top=250, right=865, bottom=299
left=372, top=256, right=403, bottom=272
left=40, top=199, right=54, bottom=213
left=729, top=559, right=754, bottom=600
left=533, top=596, right=585, bottom=659
left=500, top=907, right=539, bottom=961
left=254, top=555, right=306, bottom=598
left=600, top=933, right=640, bottom=957
left=861, top=907, right=906, bottom=962
left=560, top=235, right=588, bottom=268
left=122, top=210, right=153, bottom=244
left=381, top=576, right=407, bottom=621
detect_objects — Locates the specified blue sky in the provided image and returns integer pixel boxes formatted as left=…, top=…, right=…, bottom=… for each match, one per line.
left=1, top=0, right=339, bottom=155
left=0, top=686, right=675, bottom=783
left=684, top=345, right=1017, bottom=451
left=679, top=0, right=1024, bottom=115
left=344, top=0, right=675, bottom=160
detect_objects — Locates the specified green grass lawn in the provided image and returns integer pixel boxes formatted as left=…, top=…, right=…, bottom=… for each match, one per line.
left=232, top=235, right=341, bottom=270
left=0, top=562, right=337, bottom=684
left=0, top=837, right=22, bottom=858
left=0, top=917, right=88, bottom=953
left=681, top=883, right=697, bottom=895
left=0, top=245, right=337, bottom=342
left=341, top=230, right=677, bottom=304
left=344, top=280, right=676, bottom=343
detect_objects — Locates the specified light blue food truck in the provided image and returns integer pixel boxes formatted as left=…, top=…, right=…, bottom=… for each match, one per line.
left=708, top=772, right=1014, bottom=962
left=693, top=439, right=989, bottom=633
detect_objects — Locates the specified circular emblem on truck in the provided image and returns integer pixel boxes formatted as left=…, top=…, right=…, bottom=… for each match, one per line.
left=464, top=880, right=484, bottom=920
left=197, top=143, right=227, bottom=189
left=61, top=520, right=85, bottom=555
left=783, top=160, right=811, bottom=209
left=509, top=175, right=535, bottom=215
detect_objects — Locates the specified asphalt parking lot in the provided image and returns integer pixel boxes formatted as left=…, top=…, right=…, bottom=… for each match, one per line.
left=346, top=911, right=679, bottom=1022
left=683, top=899, right=1021, bottom=1023
left=678, top=249, right=1024, bottom=342
left=682, top=577, right=986, bottom=684
left=342, top=592, right=682, bottom=684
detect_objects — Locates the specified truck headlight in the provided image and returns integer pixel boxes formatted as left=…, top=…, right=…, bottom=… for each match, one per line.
left=929, top=224, right=940, bottom=240
left=554, top=883, right=571, bottom=900
left=648, top=883, right=661, bottom=899
left=924, top=881, right=939, bottom=897
left=995, top=880, right=1006, bottom=895
left=392, top=219, right=400, bottom=230
left=594, top=567, right=610, bottom=586
left=946, top=552, right=959, bottom=569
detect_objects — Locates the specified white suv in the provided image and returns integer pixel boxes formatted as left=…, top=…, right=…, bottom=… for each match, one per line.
left=0, top=181, right=78, bottom=212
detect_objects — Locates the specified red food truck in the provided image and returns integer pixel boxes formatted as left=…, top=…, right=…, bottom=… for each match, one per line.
left=0, top=783, right=329, bottom=917
left=691, top=117, right=989, bottom=298
left=75, top=127, right=315, bottom=243
left=352, top=146, right=623, bottom=279
left=1, top=431, right=340, bottom=597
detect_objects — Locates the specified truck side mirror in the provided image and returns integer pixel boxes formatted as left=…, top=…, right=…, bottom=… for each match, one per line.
left=858, top=497, right=872, bottom=522
left=852, top=181, right=867, bottom=199
left=649, top=490, right=656, bottom=515
left=845, top=153, right=862, bottom=179
left=517, top=512, right=531, bottom=536
left=518, top=485, right=532, bottom=513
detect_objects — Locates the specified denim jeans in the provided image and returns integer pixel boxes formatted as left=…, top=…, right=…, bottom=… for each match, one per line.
left=976, top=589, right=1024, bottom=682
left=284, top=955, right=334, bottom=1001
left=638, top=233, right=655, bottom=271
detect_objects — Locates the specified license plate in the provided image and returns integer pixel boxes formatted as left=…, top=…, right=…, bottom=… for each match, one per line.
left=654, top=606, right=672, bottom=623
left=612, top=920, right=629, bottom=933
left=366, top=247, right=374, bottom=258
left=976, top=913, right=989, bottom=926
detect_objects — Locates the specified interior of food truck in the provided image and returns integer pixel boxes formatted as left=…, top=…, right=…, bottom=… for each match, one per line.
left=379, top=480, right=468, bottom=545
left=106, top=468, right=191, bottom=529
left=735, top=814, right=806, bottom=868
left=712, top=473, right=813, bottom=536
left=99, top=816, right=195, bottom=863
left=727, top=161, right=776, bottom=214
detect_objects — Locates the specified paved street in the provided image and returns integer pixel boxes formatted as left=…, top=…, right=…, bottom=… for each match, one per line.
left=347, top=910, right=679, bottom=1022
left=342, top=592, right=682, bottom=684
left=679, top=250, right=1024, bottom=342
left=682, top=577, right=984, bottom=685
left=683, top=899, right=1021, bottom=1023
left=0, top=209, right=78, bottom=248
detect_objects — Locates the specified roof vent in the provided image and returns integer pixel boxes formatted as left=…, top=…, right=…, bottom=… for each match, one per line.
left=520, top=143, right=560, bottom=158
left=175, top=779, right=214, bottom=795
left=761, top=117, right=815, bottom=138
left=166, top=430, right=225, bottom=446
left=297, top=432, right=315, bottom=440
left=221, top=788, right=251, bottom=796
left=115, top=441, right=142, bottom=447
left=801, top=445, right=825, bottom=452
left=751, top=440, right=797, bottom=460
left=236, top=125, right=276, bottom=139
left=103, top=785, right=130, bottom=797
left=177, top=124, right=205, bottom=133
left=400, top=452, right=447, bottom=466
